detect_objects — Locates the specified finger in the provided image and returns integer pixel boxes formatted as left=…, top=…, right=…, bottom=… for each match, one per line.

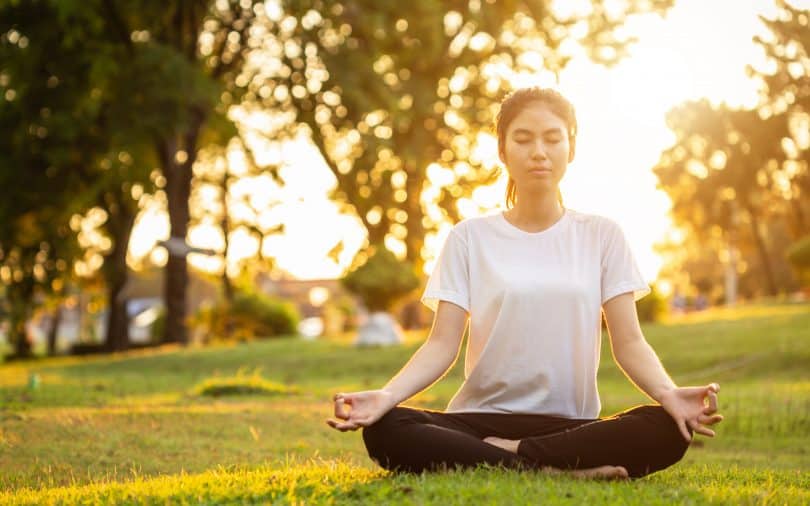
left=679, top=386, right=704, bottom=396
left=705, top=391, right=718, bottom=414
left=333, top=397, right=350, bottom=420
left=677, top=419, right=692, bottom=443
left=355, top=416, right=376, bottom=427
left=333, top=392, right=355, bottom=405
left=693, top=425, right=716, bottom=438
left=698, top=413, right=724, bottom=425
left=702, top=404, right=721, bottom=415
left=709, top=382, right=720, bottom=393
left=326, top=418, right=360, bottom=431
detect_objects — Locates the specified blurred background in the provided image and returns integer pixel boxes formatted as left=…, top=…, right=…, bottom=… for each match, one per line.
left=1, top=0, right=808, bottom=358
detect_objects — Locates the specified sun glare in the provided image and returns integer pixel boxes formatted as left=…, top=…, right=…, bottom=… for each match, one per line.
left=124, top=0, right=802, bottom=285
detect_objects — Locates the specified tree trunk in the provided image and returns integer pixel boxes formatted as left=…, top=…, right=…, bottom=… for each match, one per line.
left=47, top=305, right=63, bottom=356
left=104, top=282, right=130, bottom=352
left=160, top=110, right=205, bottom=344
left=404, top=163, right=427, bottom=277
left=220, top=170, right=234, bottom=304
left=789, top=188, right=807, bottom=239
left=746, top=205, right=778, bottom=296
left=102, top=193, right=137, bottom=352
left=8, top=292, right=33, bottom=358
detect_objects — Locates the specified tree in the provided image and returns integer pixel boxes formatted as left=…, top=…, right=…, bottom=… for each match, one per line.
left=190, top=139, right=284, bottom=306
left=0, top=1, right=106, bottom=357
left=654, top=0, right=809, bottom=300
left=256, top=0, right=675, bottom=275
left=0, top=1, right=184, bottom=353
left=7, top=1, right=276, bottom=346
left=112, top=0, right=276, bottom=345
left=749, top=0, right=809, bottom=239
left=653, top=101, right=795, bottom=297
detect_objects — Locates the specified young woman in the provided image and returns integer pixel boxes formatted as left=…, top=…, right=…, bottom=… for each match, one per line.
left=327, top=87, right=723, bottom=480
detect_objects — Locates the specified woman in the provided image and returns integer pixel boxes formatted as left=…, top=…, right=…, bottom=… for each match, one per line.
left=327, top=87, right=723, bottom=480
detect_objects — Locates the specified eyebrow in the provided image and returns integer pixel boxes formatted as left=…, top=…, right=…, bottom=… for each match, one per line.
left=512, top=127, right=564, bottom=136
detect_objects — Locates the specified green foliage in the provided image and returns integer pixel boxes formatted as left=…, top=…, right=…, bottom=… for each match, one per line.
left=787, top=235, right=810, bottom=268
left=192, top=369, right=298, bottom=397
left=149, top=306, right=166, bottom=344
left=190, top=289, right=300, bottom=341
left=2, top=0, right=264, bottom=349
left=636, top=284, right=668, bottom=322
left=787, top=235, right=810, bottom=286
left=341, top=246, right=420, bottom=312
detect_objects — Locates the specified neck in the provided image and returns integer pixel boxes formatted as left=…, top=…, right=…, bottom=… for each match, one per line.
left=505, top=189, right=564, bottom=229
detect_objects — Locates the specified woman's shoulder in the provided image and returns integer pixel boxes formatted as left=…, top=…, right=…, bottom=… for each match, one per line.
left=565, top=208, right=618, bottom=228
left=449, top=212, right=501, bottom=237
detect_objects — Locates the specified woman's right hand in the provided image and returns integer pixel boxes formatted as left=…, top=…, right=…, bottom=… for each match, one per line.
left=326, top=389, right=397, bottom=432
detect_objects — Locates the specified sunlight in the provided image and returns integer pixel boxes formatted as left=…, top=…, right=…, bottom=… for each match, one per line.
left=123, top=0, right=807, bottom=285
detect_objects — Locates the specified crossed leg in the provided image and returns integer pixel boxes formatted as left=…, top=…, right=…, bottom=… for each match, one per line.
left=361, top=404, right=690, bottom=478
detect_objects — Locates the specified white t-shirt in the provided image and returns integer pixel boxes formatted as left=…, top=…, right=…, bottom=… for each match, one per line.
left=420, top=207, right=650, bottom=418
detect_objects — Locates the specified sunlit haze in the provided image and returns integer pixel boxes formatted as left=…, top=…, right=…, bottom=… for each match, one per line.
left=128, top=0, right=804, bottom=288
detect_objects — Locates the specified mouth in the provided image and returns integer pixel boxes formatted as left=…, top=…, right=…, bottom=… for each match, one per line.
left=529, top=169, right=552, bottom=176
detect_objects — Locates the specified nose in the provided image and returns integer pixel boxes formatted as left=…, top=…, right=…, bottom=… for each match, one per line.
left=530, top=140, right=548, bottom=160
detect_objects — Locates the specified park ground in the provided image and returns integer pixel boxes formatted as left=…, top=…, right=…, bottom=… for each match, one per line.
left=1, top=301, right=808, bottom=505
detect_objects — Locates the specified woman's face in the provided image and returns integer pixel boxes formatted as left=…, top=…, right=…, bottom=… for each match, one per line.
left=501, top=101, right=573, bottom=193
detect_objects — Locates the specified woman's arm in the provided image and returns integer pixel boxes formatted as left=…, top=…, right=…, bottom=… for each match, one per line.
left=382, top=300, right=468, bottom=403
left=603, top=292, right=723, bottom=442
left=327, top=300, right=467, bottom=431
left=602, top=292, right=676, bottom=402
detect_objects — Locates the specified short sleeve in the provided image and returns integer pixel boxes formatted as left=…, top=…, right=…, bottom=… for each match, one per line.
left=420, top=228, right=470, bottom=313
left=600, top=219, right=651, bottom=305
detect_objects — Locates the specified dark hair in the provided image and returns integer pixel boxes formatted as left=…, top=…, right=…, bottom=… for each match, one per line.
left=495, top=87, right=578, bottom=208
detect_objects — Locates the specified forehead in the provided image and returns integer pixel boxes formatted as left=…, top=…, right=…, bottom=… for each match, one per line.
left=506, top=102, right=567, bottom=135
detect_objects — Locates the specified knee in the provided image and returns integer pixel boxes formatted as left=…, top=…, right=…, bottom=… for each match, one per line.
left=361, top=407, right=412, bottom=464
left=637, top=405, right=691, bottom=464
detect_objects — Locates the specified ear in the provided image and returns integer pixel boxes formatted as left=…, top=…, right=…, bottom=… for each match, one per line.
left=568, top=139, right=576, bottom=163
left=498, top=148, right=506, bottom=165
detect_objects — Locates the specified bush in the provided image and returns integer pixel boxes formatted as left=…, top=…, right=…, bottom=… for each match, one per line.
left=636, top=284, right=668, bottom=322
left=150, top=307, right=166, bottom=343
left=190, top=289, right=300, bottom=341
left=341, top=246, right=420, bottom=312
left=192, top=370, right=298, bottom=397
left=787, top=235, right=810, bottom=286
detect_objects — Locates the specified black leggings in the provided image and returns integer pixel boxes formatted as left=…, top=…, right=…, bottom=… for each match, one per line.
left=362, top=404, right=691, bottom=478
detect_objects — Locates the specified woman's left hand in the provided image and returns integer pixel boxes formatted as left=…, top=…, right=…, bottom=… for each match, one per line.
left=658, top=383, right=724, bottom=443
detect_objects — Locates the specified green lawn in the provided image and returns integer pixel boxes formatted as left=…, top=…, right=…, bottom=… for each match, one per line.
left=1, top=301, right=808, bottom=505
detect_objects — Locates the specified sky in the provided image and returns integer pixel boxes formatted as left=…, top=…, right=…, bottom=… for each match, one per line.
left=127, top=0, right=806, bottom=289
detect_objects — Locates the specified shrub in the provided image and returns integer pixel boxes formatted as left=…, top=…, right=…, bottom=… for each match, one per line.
left=150, top=307, right=166, bottom=343
left=341, top=246, right=420, bottom=312
left=192, top=370, right=297, bottom=397
left=636, top=284, right=668, bottom=322
left=190, top=289, right=300, bottom=341
left=787, top=235, right=810, bottom=286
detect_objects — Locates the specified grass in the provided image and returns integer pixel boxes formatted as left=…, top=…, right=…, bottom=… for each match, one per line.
left=0, top=300, right=808, bottom=504
left=191, top=369, right=298, bottom=397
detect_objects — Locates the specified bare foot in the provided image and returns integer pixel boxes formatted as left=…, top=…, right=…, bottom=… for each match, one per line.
left=482, top=436, right=629, bottom=481
left=483, top=436, right=520, bottom=453
left=548, top=465, right=629, bottom=481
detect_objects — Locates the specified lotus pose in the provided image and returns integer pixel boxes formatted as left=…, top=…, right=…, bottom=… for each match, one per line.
left=327, top=87, right=723, bottom=479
